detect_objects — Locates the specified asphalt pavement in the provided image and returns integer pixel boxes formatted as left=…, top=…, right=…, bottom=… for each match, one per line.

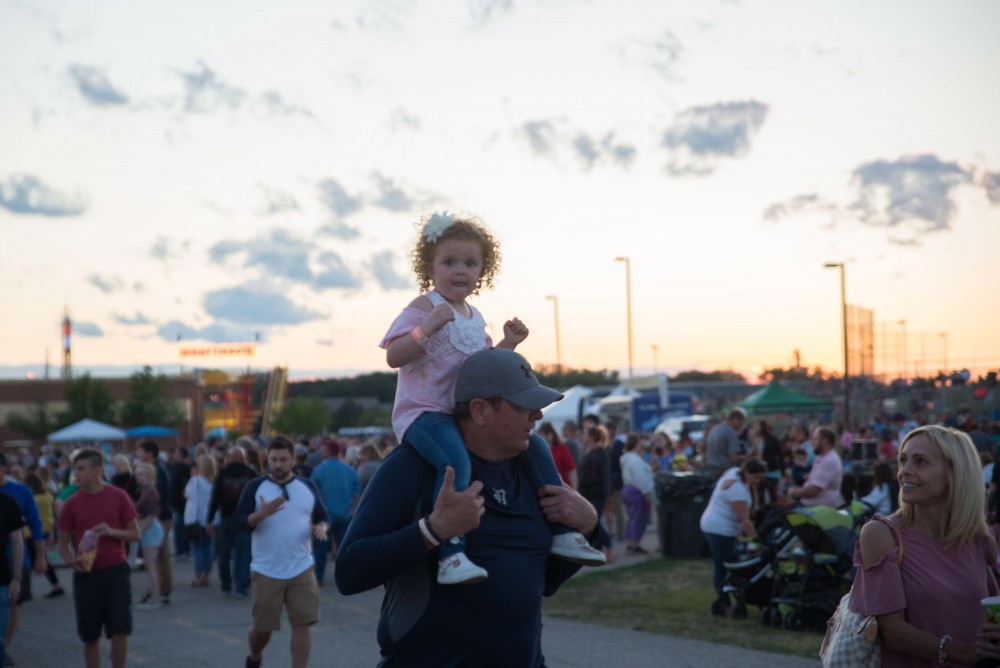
left=12, top=538, right=819, bottom=668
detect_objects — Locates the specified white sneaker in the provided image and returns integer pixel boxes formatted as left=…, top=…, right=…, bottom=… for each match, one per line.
left=550, top=532, right=608, bottom=566
left=437, top=552, right=488, bottom=585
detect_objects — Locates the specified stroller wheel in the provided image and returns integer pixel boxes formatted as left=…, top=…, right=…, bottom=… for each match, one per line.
left=759, top=608, right=772, bottom=626
left=710, top=599, right=725, bottom=617
left=784, top=610, right=806, bottom=632
left=732, top=604, right=748, bottom=620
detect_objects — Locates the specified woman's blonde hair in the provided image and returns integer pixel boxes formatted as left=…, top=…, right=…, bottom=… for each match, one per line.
left=196, top=454, right=216, bottom=481
left=135, top=462, right=156, bottom=485
left=897, top=425, right=987, bottom=549
left=410, top=213, right=502, bottom=295
left=111, top=453, right=132, bottom=474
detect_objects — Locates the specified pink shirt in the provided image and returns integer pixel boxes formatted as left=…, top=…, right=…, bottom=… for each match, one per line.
left=850, top=516, right=998, bottom=667
left=800, top=448, right=842, bottom=507
left=380, top=295, right=491, bottom=440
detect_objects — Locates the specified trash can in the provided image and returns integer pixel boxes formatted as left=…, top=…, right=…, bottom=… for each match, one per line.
left=655, top=471, right=715, bottom=558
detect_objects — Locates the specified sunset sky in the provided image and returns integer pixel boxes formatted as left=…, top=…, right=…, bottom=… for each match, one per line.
left=2, top=0, right=999, bottom=382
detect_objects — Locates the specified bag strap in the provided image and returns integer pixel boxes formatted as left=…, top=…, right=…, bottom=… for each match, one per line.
left=875, top=515, right=904, bottom=566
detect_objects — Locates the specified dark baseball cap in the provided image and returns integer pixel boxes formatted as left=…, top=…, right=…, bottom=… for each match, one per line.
left=455, top=348, right=563, bottom=410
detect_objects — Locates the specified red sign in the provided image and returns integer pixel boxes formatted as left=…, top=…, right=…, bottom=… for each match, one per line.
left=179, top=343, right=257, bottom=359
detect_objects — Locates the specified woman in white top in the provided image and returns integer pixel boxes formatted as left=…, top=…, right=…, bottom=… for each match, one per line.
left=699, top=459, right=765, bottom=615
left=860, top=461, right=894, bottom=516
left=620, top=435, right=655, bottom=554
left=184, top=455, right=215, bottom=587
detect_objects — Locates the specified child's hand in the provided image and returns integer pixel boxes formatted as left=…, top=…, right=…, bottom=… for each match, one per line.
left=423, top=304, right=455, bottom=335
left=501, top=317, right=529, bottom=348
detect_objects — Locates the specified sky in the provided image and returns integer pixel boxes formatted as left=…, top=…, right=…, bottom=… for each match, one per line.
left=2, top=0, right=999, bottom=383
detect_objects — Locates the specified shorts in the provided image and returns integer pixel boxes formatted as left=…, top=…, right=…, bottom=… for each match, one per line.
left=250, top=567, right=319, bottom=632
left=139, top=519, right=164, bottom=549
left=73, top=562, right=132, bottom=642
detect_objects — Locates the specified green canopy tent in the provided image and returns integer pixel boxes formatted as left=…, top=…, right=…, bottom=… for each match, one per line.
left=735, top=380, right=833, bottom=416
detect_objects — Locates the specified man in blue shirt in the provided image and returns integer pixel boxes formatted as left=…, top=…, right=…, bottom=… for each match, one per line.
left=0, top=452, right=46, bottom=660
left=310, top=440, right=359, bottom=585
left=335, top=349, right=599, bottom=667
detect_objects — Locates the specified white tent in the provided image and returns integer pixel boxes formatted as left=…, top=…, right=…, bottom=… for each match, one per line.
left=48, top=418, right=126, bottom=443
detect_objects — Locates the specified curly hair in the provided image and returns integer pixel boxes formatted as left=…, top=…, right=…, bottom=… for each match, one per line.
left=409, top=212, right=502, bottom=295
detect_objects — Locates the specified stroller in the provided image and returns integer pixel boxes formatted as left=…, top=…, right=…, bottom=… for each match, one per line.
left=722, top=505, right=856, bottom=631
left=719, top=505, right=797, bottom=620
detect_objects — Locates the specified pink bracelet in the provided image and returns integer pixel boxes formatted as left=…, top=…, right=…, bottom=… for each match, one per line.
left=411, top=325, right=429, bottom=348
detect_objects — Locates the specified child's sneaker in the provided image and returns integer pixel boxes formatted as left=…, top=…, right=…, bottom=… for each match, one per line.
left=550, top=532, right=607, bottom=566
left=437, top=552, right=488, bottom=585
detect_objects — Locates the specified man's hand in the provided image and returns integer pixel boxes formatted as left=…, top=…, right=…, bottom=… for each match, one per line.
left=538, top=485, right=598, bottom=535
left=499, top=317, right=529, bottom=349
left=91, top=522, right=112, bottom=537
left=428, top=467, right=484, bottom=540
left=312, top=522, right=329, bottom=541
left=205, top=525, right=214, bottom=538
left=33, top=548, right=47, bottom=575
left=259, top=495, right=285, bottom=518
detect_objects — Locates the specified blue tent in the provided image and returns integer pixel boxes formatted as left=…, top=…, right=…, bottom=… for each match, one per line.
left=125, top=426, right=177, bottom=438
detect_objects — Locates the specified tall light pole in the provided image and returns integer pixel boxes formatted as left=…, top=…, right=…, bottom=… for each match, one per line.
left=651, top=343, right=659, bottom=375
left=545, top=295, right=562, bottom=386
left=940, top=331, right=948, bottom=374
left=824, top=262, right=849, bottom=428
left=615, top=256, right=634, bottom=385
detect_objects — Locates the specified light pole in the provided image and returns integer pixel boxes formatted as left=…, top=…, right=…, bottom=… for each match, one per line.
left=545, top=295, right=562, bottom=386
left=651, top=343, right=659, bottom=375
left=615, top=256, right=634, bottom=385
left=940, top=331, right=948, bottom=374
left=824, top=262, right=849, bottom=428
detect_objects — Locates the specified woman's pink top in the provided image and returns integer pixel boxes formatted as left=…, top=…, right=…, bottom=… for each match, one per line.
left=380, top=292, right=491, bottom=440
left=849, top=515, right=998, bottom=667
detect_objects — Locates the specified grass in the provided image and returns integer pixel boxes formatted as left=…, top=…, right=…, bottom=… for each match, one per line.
left=543, top=558, right=824, bottom=658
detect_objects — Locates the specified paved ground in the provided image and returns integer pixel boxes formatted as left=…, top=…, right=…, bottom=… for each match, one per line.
left=12, top=533, right=819, bottom=667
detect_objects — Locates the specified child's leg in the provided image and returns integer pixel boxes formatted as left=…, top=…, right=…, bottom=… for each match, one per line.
left=404, top=412, right=472, bottom=557
left=523, top=435, right=571, bottom=535
left=524, top=435, right=607, bottom=566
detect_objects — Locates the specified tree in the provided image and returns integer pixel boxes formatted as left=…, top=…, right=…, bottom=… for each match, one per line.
left=119, top=366, right=184, bottom=428
left=5, top=401, right=55, bottom=440
left=270, top=397, right=330, bottom=437
left=330, top=399, right=364, bottom=431
left=58, top=373, right=117, bottom=427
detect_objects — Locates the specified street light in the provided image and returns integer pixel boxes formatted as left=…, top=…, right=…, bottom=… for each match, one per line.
left=651, top=343, right=659, bottom=375
left=824, top=262, right=849, bottom=428
left=615, top=256, right=634, bottom=385
left=545, top=295, right=562, bottom=386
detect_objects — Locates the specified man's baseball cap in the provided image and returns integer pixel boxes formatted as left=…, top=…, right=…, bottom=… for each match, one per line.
left=455, top=348, right=563, bottom=410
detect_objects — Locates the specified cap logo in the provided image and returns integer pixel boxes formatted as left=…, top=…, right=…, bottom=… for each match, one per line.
left=520, top=363, right=532, bottom=379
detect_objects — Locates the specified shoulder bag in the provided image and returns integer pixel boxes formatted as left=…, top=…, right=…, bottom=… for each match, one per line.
left=819, top=516, right=903, bottom=668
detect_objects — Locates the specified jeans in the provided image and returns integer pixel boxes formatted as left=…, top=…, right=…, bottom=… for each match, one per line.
left=587, top=497, right=613, bottom=549
left=407, top=412, right=569, bottom=557
left=192, top=529, right=213, bottom=576
left=215, top=518, right=251, bottom=594
left=313, top=517, right=350, bottom=585
left=704, top=532, right=738, bottom=600
left=172, top=509, right=190, bottom=556
left=0, top=583, right=8, bottom=664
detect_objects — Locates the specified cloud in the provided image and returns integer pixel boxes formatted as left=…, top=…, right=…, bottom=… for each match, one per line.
left=314, top=251, right=362, bottom=289
left=763, top=193, right=846, bottom=228
left=157, top=319, right=264, bottom=344
left=75, top=321, right=104, bottom=337
left=662, top=100, right=769, bottom=175
left=0, top=174, right=86, bottom=217
left=88, top=274, right=125, bottom=294
left=371, top=172, right=416, bottom=212
left=315, top=338, right=335, bottom=347
left=149, top=236, right=190, bottom=261
left=204, top=286, right=323, bottom=325
left=468, top=0, right=514, bottom=26
left=318, top=178, right=362, bottom=217
left=388, top=106, right=420, bottom=132
left=177, top=61, right=248, bottom=113
left=572, top=132, right=637, bottom=170
left=68, top=64, right=128, bottom=106
left=317, top=221, right=361, bottom=240
left=113, top=312, right=153, bottom=326
left=649, top=31, right=683, bottom=78
left=521, top=120, right=558, bottom=155
left=982, top=170, right=1000, bottom=205
left=368, top=251, right=412, bottom=290
left=850, top=154, right=972, bottom=232
left=258, top=90, right=315, bottom=118
left=256, top=186, right=300, bottom=215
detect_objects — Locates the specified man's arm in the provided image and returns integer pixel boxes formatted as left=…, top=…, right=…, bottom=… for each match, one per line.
left=9, top=530, right=23, bottom=602
left=19, top=492, right=48, bottom=574
left=57, top=528, right=83, bottom=572
left=232, top=478, right=264, bottom=532
left=537, top=484, right=597, bottom=594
